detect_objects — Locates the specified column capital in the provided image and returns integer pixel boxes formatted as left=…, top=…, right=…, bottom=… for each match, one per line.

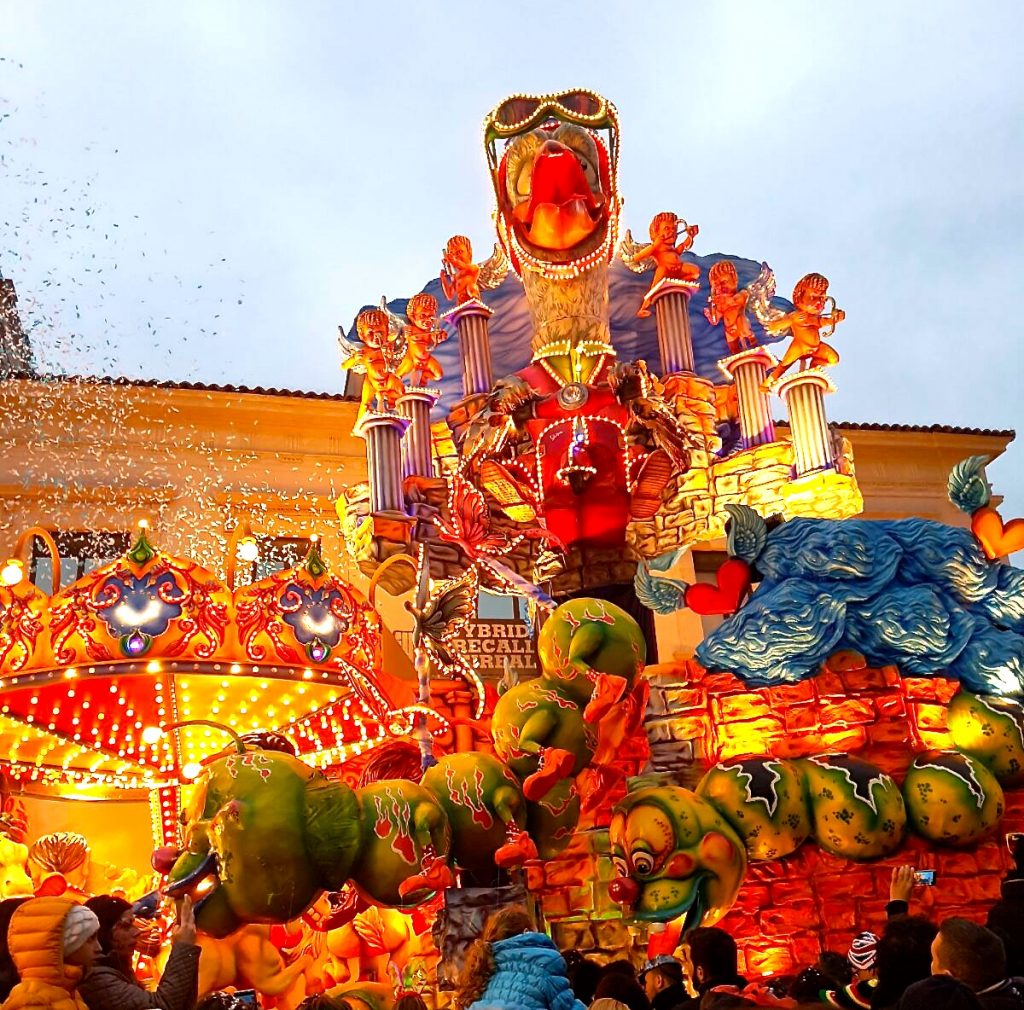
left=646, top=277, right=699, bottom=310
left=716, top=344, right=777, bottom=381
left=397, top=386, right=441, bottom=410
left=773, top=366, right=837, bottom=400
left=440, top=298, right=494, bottom=326
left=354, top=410, right=411, bottom=440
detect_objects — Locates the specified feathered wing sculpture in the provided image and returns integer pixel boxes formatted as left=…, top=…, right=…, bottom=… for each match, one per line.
left=477, top=243, right=510, bottom=291
left=633, top=546, right=691, bottom=615
left=337, top=328, right=367, bottom=372
left=948, top=455, right=993, bottom=515
left=619, top=229, right=651, bottom=274
left=724, top=504, right=769, bottom=564
left=746, top=262, right=788, bottom=330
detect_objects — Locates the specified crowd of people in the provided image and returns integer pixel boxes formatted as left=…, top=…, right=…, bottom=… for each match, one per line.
left=0, top=847, right=1020, bottom=1010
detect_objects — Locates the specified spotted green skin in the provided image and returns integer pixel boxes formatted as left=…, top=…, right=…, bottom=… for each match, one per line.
left=903, top=750, right=1005, bottom=847
left=526, top=777, right=581, bottom=859
left=948, top=692, right=1024, bottom=787
left=610, top=786, right=746, bottom=926
left=697, top=758, right=811, bottom=861
left=799, top=755, right=906, bottom=860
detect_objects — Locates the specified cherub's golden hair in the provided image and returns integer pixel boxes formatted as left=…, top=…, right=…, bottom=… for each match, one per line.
left=28, top=831, right=89, bottom=873
left=453, top=907, right=534, bottom=1010
left=445, top=235, right=473, bottom=260
left=406, top=292, right=438, bottom=322
left=649, top=211, right=679, bottom=240
left=792, top=272, right=829, bottom=303
left=708, top=260, right=738, bottom=288
left=356, top=308, right=389, bottom=343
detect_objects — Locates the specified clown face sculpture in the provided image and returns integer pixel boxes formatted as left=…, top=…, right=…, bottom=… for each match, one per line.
left=608, top=786, right=746, bottom=927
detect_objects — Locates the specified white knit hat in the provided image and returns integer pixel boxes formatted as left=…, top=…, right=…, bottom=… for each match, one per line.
left=62, top=904, right=100, bottom=957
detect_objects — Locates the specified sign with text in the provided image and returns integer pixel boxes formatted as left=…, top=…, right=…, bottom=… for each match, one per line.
left=455, top=618, right=539, bottom=678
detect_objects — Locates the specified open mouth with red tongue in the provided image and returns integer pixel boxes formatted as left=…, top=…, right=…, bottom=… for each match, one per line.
left=513, top=139, right=605, bottom=251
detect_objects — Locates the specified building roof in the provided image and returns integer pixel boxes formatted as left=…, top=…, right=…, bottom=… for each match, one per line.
left=832, top=420, right=1015, bottom=439
left=3, top=370, right=356, bottom=403
left=5, top=372, right=1015, bottom=440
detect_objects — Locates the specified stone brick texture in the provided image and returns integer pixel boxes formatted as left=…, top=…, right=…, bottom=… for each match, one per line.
left=529, top=655, right=1023, bottom=970
left=639, top=655, right=1024, bottom=976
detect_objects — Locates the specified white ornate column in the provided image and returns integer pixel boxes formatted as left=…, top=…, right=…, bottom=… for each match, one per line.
left=442, top=299, right=494, bottom=397
left=775, top=368, right=836, bottom=476
left=397, top=387, right=439, bottom=480
left=356, top=411, right=410, bottom=514
left=648, top=279, right=699, bottom=374
left=718, top=346, right=777, bottom=448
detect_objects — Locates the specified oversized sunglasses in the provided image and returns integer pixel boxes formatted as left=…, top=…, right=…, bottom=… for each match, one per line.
left=484, top=89, right=618, bottom=170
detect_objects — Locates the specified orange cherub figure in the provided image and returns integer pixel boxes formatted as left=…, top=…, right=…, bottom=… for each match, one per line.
left=625, top=212, right=701, bottom=317
left=440, top=235, right=481, bottom=304
left=704, top=260, right=757, bottom=354
left=398, top=293, right=448, bottom=386
left=339, top=308, right=405, bottom=422
left=761, top=272, right=845, bottom=389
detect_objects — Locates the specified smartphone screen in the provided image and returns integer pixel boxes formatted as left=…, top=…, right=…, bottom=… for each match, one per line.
left=234, top=991, right=259, bottom=1007
left=913, top=869, right=936, bottom=886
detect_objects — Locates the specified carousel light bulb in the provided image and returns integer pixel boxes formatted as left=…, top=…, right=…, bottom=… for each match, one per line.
left=141, top=726, right=164, bottom=746
left=181, top=762, right=203, bottom=780
left=138, top=518, right=149, bottom=530
left=236, top=536, right=259, bottom=563
left=1, top=559, right=24, bottom=586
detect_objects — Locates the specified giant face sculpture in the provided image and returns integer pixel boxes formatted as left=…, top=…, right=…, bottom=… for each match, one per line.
left=484, top=90, right=620, bottom=272
left=608, top=786, right=746, bottom=927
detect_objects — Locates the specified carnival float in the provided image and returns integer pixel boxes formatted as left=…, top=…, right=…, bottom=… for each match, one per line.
left=2, top=88, right=1024, bottom=1005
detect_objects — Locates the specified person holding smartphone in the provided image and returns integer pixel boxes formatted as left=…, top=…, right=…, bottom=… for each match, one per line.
left=77, top=894, right=200, bottom=1010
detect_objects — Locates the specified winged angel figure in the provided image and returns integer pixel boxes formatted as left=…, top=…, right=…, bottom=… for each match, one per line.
left=338, top=297, right=407, bottom=423
left=440, top=236, right=509, bottom=305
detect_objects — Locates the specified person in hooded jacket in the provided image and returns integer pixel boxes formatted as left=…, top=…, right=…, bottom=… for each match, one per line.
left=454, top=907, right=584, bottom=1010
left=1, top=895, right=101, bottom=1010
left=76, top=894, right=199, bottom=1010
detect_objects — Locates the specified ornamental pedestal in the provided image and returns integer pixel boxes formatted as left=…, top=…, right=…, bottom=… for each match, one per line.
left=442, top=299, right=494, bottom=397
left=397, top=386, right=439, bottom=479
left=718, top=346, right=777, bottom=448
left=775, top=368, right=837, bottom=476
left=649, top=279, right=699, bottom=375
left=355, top=411, right=410, bottom=514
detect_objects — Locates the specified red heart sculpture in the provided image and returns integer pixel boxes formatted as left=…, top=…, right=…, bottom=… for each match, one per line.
left=972, top=507, right=1024, bottom=560
left=685, top=558, right=752, bottom=616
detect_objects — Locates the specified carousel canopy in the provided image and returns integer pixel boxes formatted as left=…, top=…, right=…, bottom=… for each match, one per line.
left=0, top=529, right=418, bottom=794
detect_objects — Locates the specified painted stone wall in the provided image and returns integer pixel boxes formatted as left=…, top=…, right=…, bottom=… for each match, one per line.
left=524, top=658, right=1022, bottom=970
left=645, top=658, right=1024, bottom=975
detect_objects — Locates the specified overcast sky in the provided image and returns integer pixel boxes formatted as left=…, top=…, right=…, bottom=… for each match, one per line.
left=2, top=1, right=1022, bottom=513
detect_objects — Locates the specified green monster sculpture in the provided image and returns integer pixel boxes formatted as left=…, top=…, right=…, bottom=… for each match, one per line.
left=948, top=691, right=1024, bottom=787
left=610, top=754, right=908, bottom=926
left=608, top=785, right=746, bottom=928
left=902, top=751, right=1005, bottom=847
left=800, top=755, right=907, bottom=860
left=492, top=597, right=646, bottom=803
left=165, top=598, right=649, bottom=935
left=697, top=758, right=811, bottom=860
